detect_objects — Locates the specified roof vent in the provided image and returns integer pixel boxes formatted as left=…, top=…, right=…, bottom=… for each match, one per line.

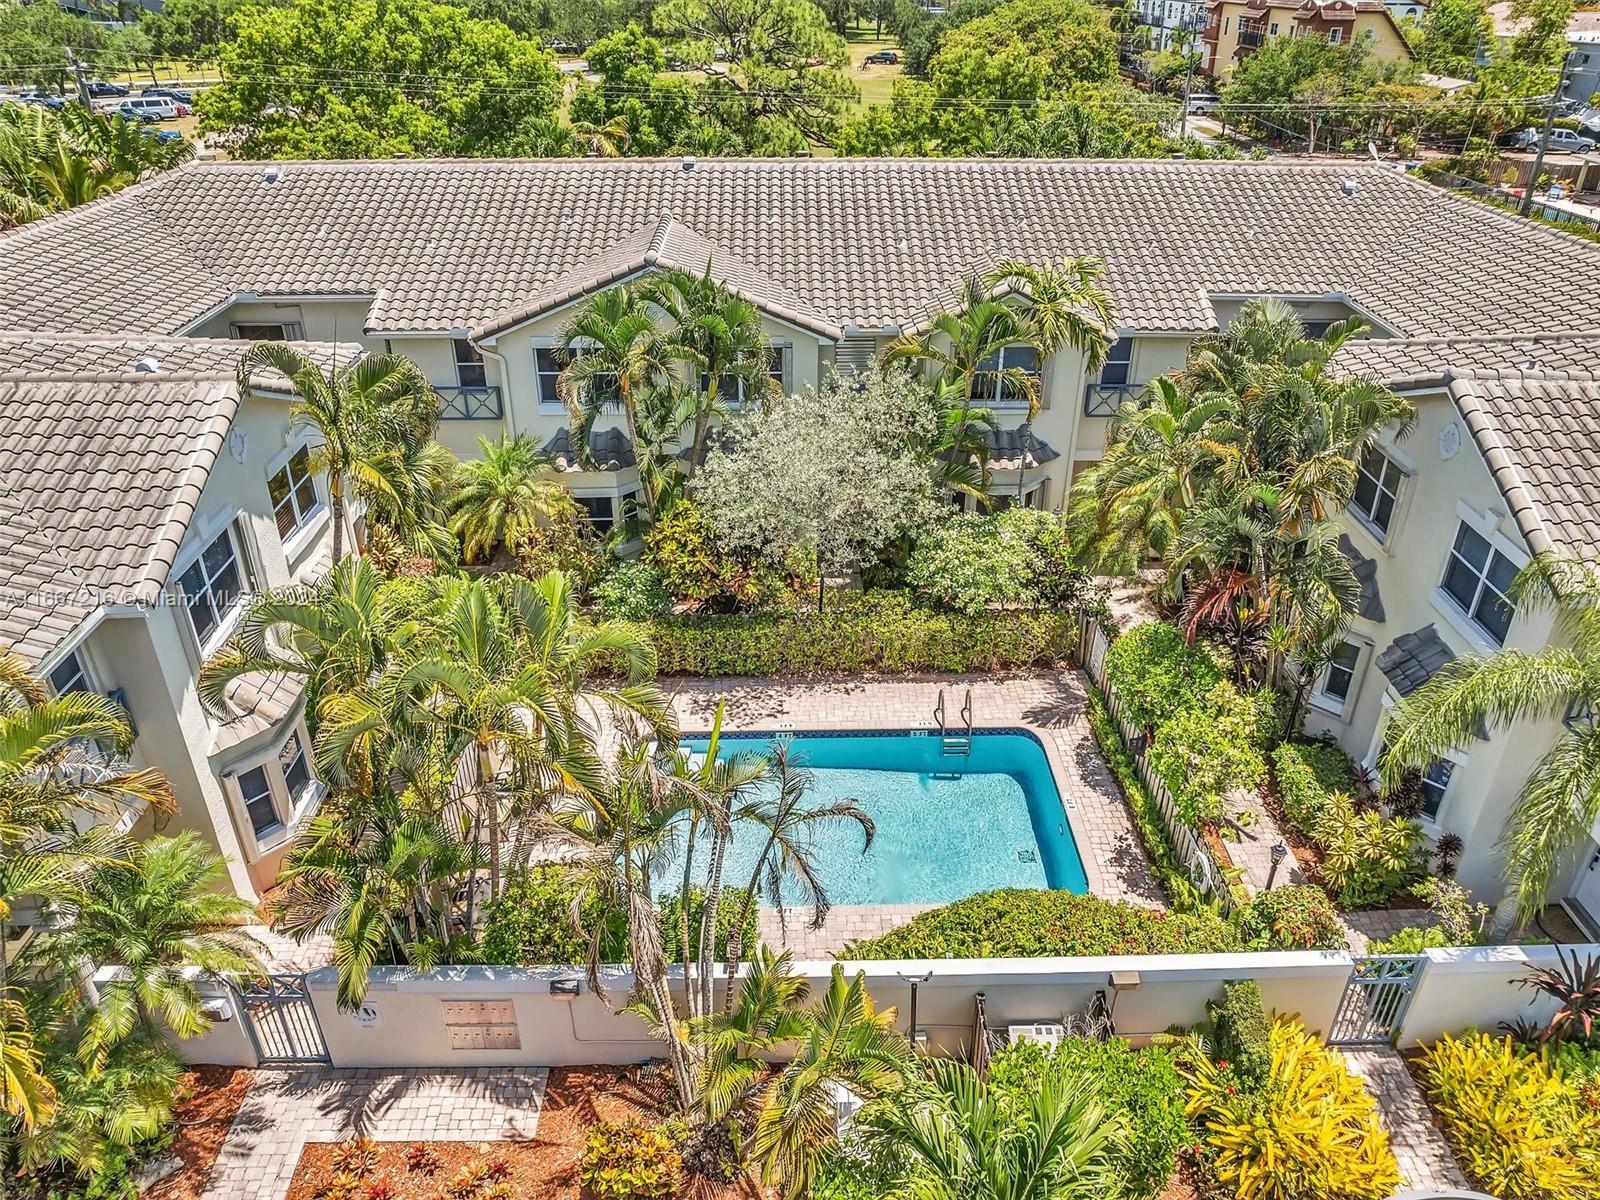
left=134, top=355, right=160, bottom=373
left=1339, top=177, right=1360, bottom=197
left=681, top=155, right=696, bottom=171
left=1170, top=151, right=1185, bottom=160
left=263, top=165, right=282, bottom=183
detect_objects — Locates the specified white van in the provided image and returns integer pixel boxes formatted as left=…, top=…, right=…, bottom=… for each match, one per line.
left=117, top=96, right=188, bottom=120
left=1186, top=93, right=1221, bottom=116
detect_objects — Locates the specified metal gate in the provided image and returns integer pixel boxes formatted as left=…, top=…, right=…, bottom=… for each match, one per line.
left=1329, top=955, right=1423, bottom=1045
left=237, top=972, right=330, bottom=1064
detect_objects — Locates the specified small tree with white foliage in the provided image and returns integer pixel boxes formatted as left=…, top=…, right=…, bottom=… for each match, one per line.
left=697, top=368, right=941, bottom=612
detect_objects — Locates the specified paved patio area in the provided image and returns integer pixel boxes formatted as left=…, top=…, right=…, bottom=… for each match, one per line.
left=667, top=670, right=1162, bottom=952
left=206, top=1068, right=547, bottom=1200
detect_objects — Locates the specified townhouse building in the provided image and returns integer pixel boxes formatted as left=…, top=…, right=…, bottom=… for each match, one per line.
left=0, top=156, right=1596, bottom=912
left=1134, top=0, right=1205, bottom=52
left=1201, top=0, right=1414, bottom=78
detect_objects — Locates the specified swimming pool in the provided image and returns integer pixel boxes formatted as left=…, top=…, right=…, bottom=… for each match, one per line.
left=679, top=730, right=1087, bottom=906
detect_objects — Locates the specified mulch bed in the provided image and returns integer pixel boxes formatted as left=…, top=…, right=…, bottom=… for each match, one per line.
left=283, top=1066, right=764, bottom=1200
left=146, top=1066, right=254, bottom=1200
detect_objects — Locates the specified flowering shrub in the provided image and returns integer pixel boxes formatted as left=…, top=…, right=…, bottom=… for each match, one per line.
left=905, top=508, right=1087, bottom=614
left=1149, top=682, right=1270, bottom=827
left=1102, top=622, right=1225, bottom=732
left=647, top=590, right=1080, bottom=676
left=1183, top=1020, right=1399, bottom=1200
left=1237, top=886, right=1346, bottom=950
left=579, top=1121, right=682, bottom=1199
left=1421, top=1032, right=1600, bottom=1200
left=844, top=889, right=1242, bottom=959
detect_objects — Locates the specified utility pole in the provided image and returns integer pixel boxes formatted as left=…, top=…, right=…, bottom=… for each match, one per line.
left=1520, top=49, right=1577, bottom=217
left=65, top=45, right=91, bottom=108
left=1177, top=8, right=1203, bottom=141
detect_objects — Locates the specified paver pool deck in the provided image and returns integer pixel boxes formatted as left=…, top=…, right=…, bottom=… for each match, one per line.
left=667, top=669, right=1162, bottom=955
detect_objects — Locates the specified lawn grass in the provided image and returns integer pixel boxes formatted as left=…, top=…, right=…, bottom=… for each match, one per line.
left=845, top=28, right=904, bottom=109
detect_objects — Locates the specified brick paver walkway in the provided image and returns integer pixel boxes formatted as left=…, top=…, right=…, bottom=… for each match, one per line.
left=206, top=1068, right=547, bottom=1200
left=1341, top=1046, right=1467, bottom=1193
left=759, top=902, right=938, bottom=960
left=667, top=671, right=1162, bottom=953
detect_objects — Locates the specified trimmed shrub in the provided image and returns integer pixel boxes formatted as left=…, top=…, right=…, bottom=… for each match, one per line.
left=1102, top=622, right=1224, bottom=732
left=579, top=1121, right=682, bottom=1199
left=480, top=866, right=754, bottom=966
left=643, top=499, right=789, bottom=609
left=1368, top=925, right=1454, bottom=954
left=1149, top=682, right=1270, bottom=827
left=1421, top=1032, right=1600, bottom=1200
left=1208, top=979, right=1272, bottom=1090
left=1316, top=803, right=1428, bottom=908
left=591, top=559, right=672, bottom=621
left=905, top=507, right=1088, bottom=614
left=1183, top=1020, right=1400, bottom=1200
left=1237, top=886, right=1346, bottom=950
left=647, top=590, right=1080, bottom=676
left=1085, top=685, right=1189, bottom=902
left=987, top=1037, right=1190, bottom=1199
left=1271, top=741, right=1358, bottom=840
left=843, top=889, right=1242, bottom=959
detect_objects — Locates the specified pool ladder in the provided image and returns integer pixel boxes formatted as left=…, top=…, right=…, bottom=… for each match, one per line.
left=934, top=688, right=973, bottom=757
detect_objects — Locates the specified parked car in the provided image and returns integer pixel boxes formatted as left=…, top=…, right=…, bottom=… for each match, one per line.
left=144, top=128, right=186, bottom=143
left=85, top=80, right=128, bottom=98
left=864, top=50, right=899, bottom=65
left=118, top=96, right=188, bottom=120
left=1509, top=127, right=1598, bottom=153
left=113, top=102, right=162, bottom=124
left=1186, top=93, right=1221, bottom=115
left=141, top=86, right=193, bottom=105
left=19, top=92, right=66, bottom=110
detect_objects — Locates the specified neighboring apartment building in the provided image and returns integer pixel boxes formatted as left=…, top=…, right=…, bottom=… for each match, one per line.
left=1487, top=2, right=1600, bottom=105
left=0, top=334, right=359, bottom=901
left=1202, top=0, right=1414, bottom=77
left=1310, top=336, right=1600, bottom=933
left=0, top=156, right=1596, bottom=906
left=1135, top=0, right=1206, bottom=52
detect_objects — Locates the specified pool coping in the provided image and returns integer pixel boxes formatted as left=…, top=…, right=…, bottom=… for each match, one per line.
left=674, top=710, right=1111, bottom=900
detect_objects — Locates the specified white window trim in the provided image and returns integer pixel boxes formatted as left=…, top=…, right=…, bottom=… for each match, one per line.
left=1349, top=442, right=1408, bottom=547
left=172, top=517, right=254, bottom=660
left=1431, top=504, right=1528, bottom=654
left=42, top=638, right=97, bottom=696
left=267, top=442, right=329, bottom=556
left=1309, top=636, right=1369, bottom=719
left=1368, top=692, right=1469, bottom=830
left=229, top=320, right=305, bottom=342
left=224, top=718, right=326, bottom=855
left=975, top=344, right=1044, bottom=411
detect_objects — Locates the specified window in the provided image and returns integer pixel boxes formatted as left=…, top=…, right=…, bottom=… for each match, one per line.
left=48, top=649, right=91, bottom=696
left=1352, top=445, right=1403, bottom=535
left=1441, top=522, right=1518, bottom=645
left=701, top=346, right=787, bottom=406
left=1098, top=338, right=1134, bottom=388
left=454, top=338, right=487, bottom=389
left=536, top=346, right=567, bottom=409
left=176, top=527, right=247, bottom=649
left=1320, top=641, right=1360, bottom=703
left=575, top=495, right=616, bottom=531
left=1327, top=25, right=1343, bottom=41
left=267, top=445, right=320, bottom=539
left=1268, top=20, right=1278, bottom=33
left=230, top=322, right=304, bottom=342
left=1419, top=759, right=1454, bottom=820
left=972, top=345, right=1040, bottom=405
left=237, top=764, right=280, bottom=837
left=279, top=731, right=313, bottom=804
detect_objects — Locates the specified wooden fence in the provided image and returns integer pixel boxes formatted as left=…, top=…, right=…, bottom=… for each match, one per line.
left=1075, top=614, right=1236, bottom=912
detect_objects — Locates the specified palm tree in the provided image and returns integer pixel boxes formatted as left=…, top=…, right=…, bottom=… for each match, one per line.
left=719, top=957, right=914, bottom=1200
left=0, top=105, right=191, bottom=228
left=883, top=278, right=1042, bottom=414
left=559, top=286, right=672, bottom=520
left=573, top=113, right=632, bottom=157
left=862, top=1059, right=1116, bottom=1200
left=644, top=265, right=777, bottom=475
left=235, top=344, right=438, bottom=565
left=0, top=994, right=54, bottom=1131
left=447, top=435, right=570, bottom=564
left=721, top=737, right=874, bottom=1002
left=1382, top=553, right=1600, bottom=927
left=987, top=256, right=1112, bottom=376
left=51, top=833, right=264, bottom=1067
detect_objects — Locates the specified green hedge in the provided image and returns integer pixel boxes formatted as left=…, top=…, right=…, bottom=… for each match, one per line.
left=1271, top=741, right=1357, bottom=840
left=843, top=889, right=1242, bottom=959
left=1210, top=979, right=1272, bottom=1090
left=1084, top=684, right=1189, bottom=903
left=481, top=865, right=756, bottom=966
left=1102, top=622, right=1225, bottom=731
left=1148, top=682, right=1271, bottom=827
left=1237, top=885, right=1346, bottom=950
left=647, top=590, right=1080, bottom=676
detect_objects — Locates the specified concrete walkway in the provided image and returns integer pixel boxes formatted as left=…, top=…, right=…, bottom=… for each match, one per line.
left=668, top=670, right=1163, bottom=953
left=1340, top=1046, right=1468, bottom=1193
left=206, top=1068, right=547, bottom=1200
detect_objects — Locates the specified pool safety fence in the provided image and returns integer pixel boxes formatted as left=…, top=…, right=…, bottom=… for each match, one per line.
left=159, top=943, right=1587, bottom=1069
left=1074, top=613, right=1238, bottom=912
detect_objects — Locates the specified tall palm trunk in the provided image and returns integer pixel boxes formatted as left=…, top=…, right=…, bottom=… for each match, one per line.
left=329, top=476, right=346, bottom=564
left=618, top=378, right=655, bottom=521
left=476, top=743, right=501, bottom=903
left=723, top=830, right=781, bottom=1012
left=697, top=821, right=731, bottom=1020
left=680, top=817, right=699, bottom=1022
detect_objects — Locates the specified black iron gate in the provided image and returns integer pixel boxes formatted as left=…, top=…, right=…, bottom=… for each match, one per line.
left=1329, top=955, right=1423, bottom=1045
left=237, top=972, right=330, bottom=1064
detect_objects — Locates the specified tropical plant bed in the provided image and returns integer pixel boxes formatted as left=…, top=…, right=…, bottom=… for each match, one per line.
left=146, top=1066, right=255, bottom=1200
left=283, top=1067, right=765, bottom=1200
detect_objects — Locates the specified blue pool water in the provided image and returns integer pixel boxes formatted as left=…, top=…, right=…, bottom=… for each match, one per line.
left=679, top=730, right=1087, bottom=906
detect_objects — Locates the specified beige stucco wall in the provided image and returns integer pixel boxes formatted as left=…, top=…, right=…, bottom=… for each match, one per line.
left=1304, top=387, right=1566, bottom=901
left=188, top=299, right=384, bottom=355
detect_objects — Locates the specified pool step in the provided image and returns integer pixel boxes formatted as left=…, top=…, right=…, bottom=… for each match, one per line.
left=940, top=736, right=971, bottom=756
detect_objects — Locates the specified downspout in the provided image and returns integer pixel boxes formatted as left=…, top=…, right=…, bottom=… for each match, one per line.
left=477, top=340, right=519, bottom=439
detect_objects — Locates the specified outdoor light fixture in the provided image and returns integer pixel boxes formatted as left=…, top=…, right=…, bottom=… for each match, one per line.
left=549, top=977, right=582, bottom=1000
left=899, top=970, right=933, bottom=1048
left=1266, top=840, right=1289, bottom=890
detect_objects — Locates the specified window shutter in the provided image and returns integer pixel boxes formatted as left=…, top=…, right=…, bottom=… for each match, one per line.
left=834, top=336, right=879, bottom=374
